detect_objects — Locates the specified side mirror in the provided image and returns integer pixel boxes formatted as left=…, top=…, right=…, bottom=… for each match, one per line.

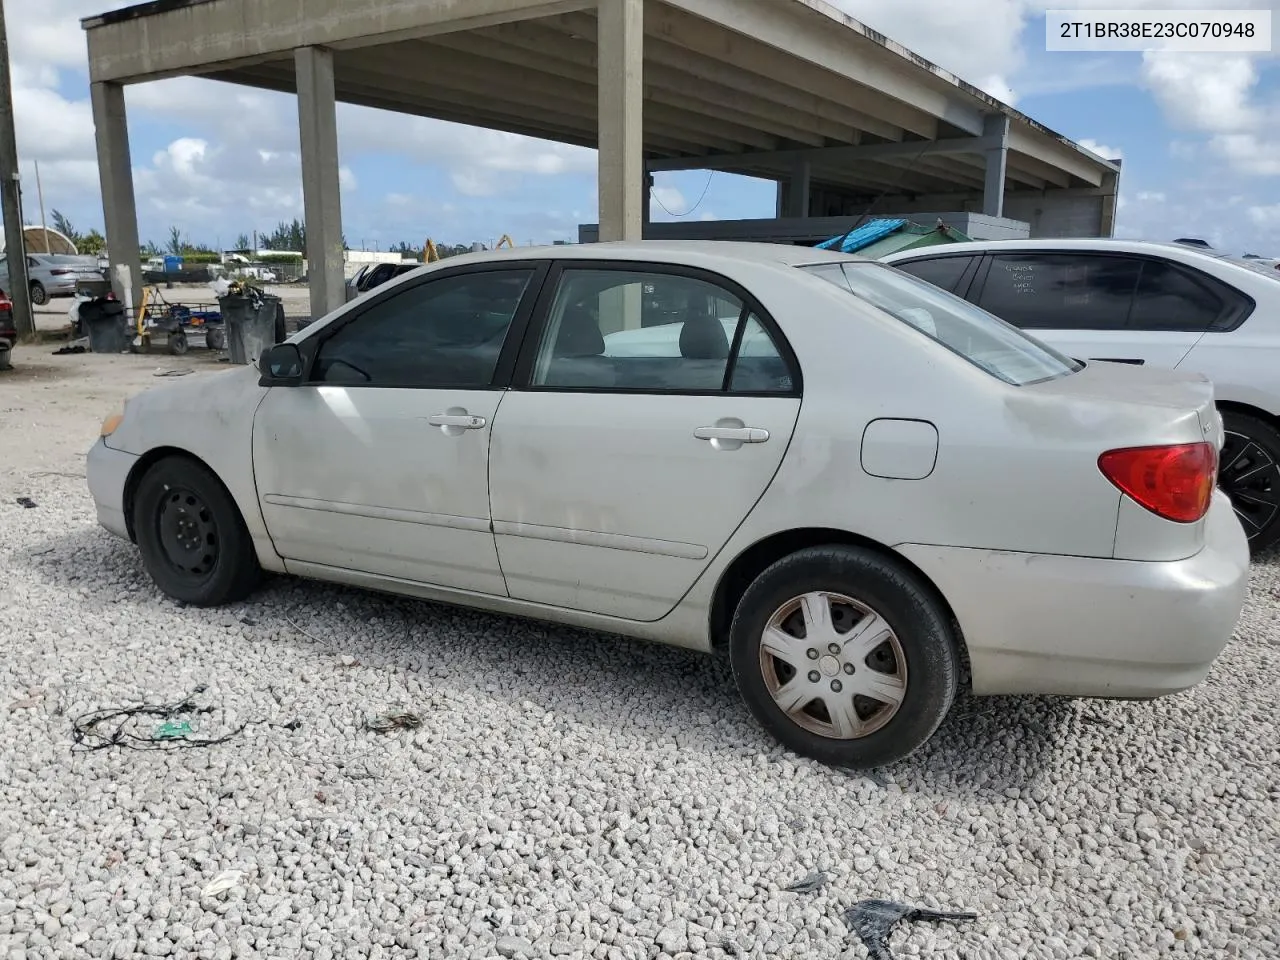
left=258, top=342, right=304, bottom=386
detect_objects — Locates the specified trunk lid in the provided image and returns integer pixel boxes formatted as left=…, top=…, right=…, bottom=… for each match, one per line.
left=1014, top=361, right=1223, bottom=561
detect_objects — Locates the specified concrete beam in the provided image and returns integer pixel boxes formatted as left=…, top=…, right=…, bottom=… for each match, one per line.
left=982, top=113, right=1009, bottom=218
left=339, top=49, right=755, bottom=153
left=660, top=0, right=974, bottom=135
left=90, top=81, right=142, bottom=311
left=85, top=0, right=596, bottom=83
left=396, top=36, right=782, bottom=150
left=646, top=134, right=1001, bottom=173
left=597, top=0, right=643, bottom=242
left=1008, top=128, right=1106, bottom=187
left=295, top=47, right=345, bottom=320
left=1003, top=150, right=1072, bottom=189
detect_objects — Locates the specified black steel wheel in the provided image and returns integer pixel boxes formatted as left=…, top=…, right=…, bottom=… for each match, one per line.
left=133, top=456, right=261, bottom=605
left=1219, top=411, right=1280, bottom=555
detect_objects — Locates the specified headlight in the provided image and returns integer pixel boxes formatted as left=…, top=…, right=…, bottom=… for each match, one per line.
left=100, top=409, right=124, bottom=437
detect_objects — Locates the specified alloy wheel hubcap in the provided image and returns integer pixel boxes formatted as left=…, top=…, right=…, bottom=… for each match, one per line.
left=1219, top=429, right=1280, bottom=540
left=759, top=591, right=908, bottom=740
left=158, top=487, right=219, bottom=576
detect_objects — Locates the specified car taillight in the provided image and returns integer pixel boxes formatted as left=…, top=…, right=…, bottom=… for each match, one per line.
left=1098, top=442, right=1217, bottom=523
left=51, top=268, right=74, bottom=276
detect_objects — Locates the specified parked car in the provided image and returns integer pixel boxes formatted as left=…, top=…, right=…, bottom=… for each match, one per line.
left=0, top=288, right=15, bottom=369
left=346, top=261, right=421, bottom=302
left=87, top=242, right=1248, bottom=767
left=882, top=239, right=1280, bottom=553
left=0, top=253, right=105, bottom=305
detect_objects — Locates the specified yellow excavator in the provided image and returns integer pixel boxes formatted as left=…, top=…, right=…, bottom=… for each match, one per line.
left=422, top=235, right=514, bottom=263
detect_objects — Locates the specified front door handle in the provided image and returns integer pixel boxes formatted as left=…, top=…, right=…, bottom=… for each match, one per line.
left=695, top=425, right=770, bottom=443
left=428, top=412, right=487, bottom=429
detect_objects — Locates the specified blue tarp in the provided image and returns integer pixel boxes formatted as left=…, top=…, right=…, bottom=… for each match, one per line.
left=816, top=218, right=909, bottom=253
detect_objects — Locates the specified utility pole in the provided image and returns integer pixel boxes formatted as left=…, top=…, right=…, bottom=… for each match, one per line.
left=0, top=0, right=33, bottom=339
left=34, top=159, right=48, bottom=252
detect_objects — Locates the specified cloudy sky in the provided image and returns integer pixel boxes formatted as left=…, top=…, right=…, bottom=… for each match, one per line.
left=6, top=0, right=1280, bottom=254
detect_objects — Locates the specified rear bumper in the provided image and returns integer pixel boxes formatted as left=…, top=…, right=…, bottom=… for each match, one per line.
left=87, top=438, right=138, bottom=541
left=897, top=491, right=1250, bottom=699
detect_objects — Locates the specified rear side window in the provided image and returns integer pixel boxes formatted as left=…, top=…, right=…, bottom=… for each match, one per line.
left=804, top=261, right=1081, bottom=386
left=892, top=256, right=974, bottom=294
left=976, top=254, right=1140, bottom=330
left=1130, top=259, right=1247, bottom=332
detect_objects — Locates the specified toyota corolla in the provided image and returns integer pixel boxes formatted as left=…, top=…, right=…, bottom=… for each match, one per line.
left=87, top=242, right=1249, bottom=768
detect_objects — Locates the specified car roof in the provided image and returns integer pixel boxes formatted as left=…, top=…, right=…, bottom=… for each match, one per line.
left=421, top=240, right=870, bottom=270
left=879, top=237, right=1248, bottom=259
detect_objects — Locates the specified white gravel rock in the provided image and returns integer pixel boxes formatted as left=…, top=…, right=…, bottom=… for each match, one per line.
left=1, top=353, right=1279, bottom=959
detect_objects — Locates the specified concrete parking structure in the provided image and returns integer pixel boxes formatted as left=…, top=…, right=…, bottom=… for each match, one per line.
left=84, top=0, right=1119, bottom=320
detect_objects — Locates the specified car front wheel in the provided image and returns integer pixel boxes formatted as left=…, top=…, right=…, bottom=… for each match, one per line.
left=133, top=456, right=261, bottom=605
left=1219, top=411, right=1280, bottom=555
left=730, top=546, right=959, bottom=768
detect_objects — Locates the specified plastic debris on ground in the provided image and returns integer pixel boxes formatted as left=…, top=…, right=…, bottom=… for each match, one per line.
left=843, top=899, right=977, bottom=959
left=365, top=710, right=423, bottom=733
left=71, top=684, right=300, bottom=752
left=783, top=871, right=829, bottom=894
left=200, top=870, right=246, bottom=899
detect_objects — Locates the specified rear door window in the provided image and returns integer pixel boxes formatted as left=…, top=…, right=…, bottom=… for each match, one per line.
left=975, top=254, right=1141, bottom=330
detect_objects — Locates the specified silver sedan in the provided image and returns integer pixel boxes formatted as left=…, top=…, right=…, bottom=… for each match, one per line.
left=86, top=242, right=1249, bottom=767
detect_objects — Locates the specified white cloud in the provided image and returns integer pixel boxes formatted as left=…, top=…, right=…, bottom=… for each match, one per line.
left=1248, top=205, right=1280, bottom=226
left=1077, top=139, right=1123, bottom=161
left=1142, top=53, right=1261, bottom=134
left=650, top=185, right=687, bottom=220
left=1135, top=191, right=1166, bottom=203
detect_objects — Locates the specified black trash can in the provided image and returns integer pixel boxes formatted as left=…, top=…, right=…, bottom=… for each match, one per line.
left=218, top=293, right=283, bottom=365
left=79, top=299, right=131, bottom=354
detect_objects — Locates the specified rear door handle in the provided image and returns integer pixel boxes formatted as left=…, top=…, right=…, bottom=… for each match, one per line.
left=428, top=413, right=487, bottom=429
left=695, top=426, right=770, bottom=443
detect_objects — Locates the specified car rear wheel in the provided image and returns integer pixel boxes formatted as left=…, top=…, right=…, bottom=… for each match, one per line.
left=133, top=456, right=261, bottom=606
left=30, top=281, right=47, bottom=306
left=730, top=546, right=958, bottom=768
left=1219, top=411, right=1280, bottom=555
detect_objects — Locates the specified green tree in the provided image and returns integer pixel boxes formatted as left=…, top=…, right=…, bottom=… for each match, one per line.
left=51, top=209, right=77, bottom=242
left=234, top=233, right=251, bottom=251
left=78, top=229, right=106, bottom=256
left=141, top=240, right=162, bottom=258
left=166, top=226, right=185, bottom=256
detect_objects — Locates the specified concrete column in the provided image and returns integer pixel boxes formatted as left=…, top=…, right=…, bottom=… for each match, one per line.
left=1099, top=163, right=1121, bottom=238
left=597, top=0, right=643, bottom=242
left=295, top=46, right=345, bottom=318
left=90, top=82, right=142, bottom=311
left=775, top=180, right=788, bottom=218
left=786, top=159, right=811, bottom=218
left=982, top=113, right=1010, bottom=219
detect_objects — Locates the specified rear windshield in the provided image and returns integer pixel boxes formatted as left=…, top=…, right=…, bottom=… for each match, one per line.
left=801, top=260, right=1082, bottom=386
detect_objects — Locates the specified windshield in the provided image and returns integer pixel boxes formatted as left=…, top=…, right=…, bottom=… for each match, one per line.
left=801, top=260, right=1082, bottom=386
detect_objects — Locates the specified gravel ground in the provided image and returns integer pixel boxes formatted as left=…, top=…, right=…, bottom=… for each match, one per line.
left=1, top=350, right=1278, bottom=960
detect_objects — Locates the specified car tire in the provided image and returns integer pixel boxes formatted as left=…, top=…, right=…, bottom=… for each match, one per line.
left=133, top=456, right=261, bottom=606
left=1219, top=411, right=1280, bottom=555
left=30, top=281, right=47, bottom=306
left=167, top=330, right=188, bottom=356
left=729, top=545, right=958, bottom=768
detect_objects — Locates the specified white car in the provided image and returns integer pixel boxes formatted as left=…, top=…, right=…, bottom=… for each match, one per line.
left=87, top=242, right=1248, bottom=767
left=882, top=239, right=1280, bottom=553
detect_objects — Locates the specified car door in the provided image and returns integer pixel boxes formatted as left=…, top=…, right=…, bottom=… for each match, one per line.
left=251, top=261, right=547, bottom=594
left=964, top=252, right=1213, bottom=370
left=487, top=262, right=803, bottom=621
